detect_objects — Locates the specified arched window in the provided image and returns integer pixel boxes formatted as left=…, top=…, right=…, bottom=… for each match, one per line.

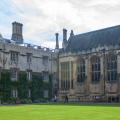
left=91, top=56, right=100, bottom=82
left=77, top=59, right=86, bottom=83
left=61, top=62, right=70, bottom=90
left=106, top=55, right=117, bottom=82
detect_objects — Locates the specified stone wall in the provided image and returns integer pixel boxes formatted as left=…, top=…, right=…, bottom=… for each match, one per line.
left=0, top=42, right=57, bottom=102
left=0, top=43, right=57, bottom=73
left=58, top=48, right=120, bottom=102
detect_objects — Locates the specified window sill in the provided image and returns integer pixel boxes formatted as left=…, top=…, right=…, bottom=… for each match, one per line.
left=91, top=81, right=100, bottom=84
left=106, top=80, right=117, bottom=83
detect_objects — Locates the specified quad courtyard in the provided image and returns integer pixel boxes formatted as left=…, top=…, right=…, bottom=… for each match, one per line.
left=0, top=103, right=120, bottom=120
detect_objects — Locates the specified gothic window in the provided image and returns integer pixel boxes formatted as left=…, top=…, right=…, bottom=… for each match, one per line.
left=106, top=55, right=117, bottom=82
left=91, top=56, right=100, bottom=82
left=10, top=51, right=18, bottom=63
left=77, top=59, right=86, bottom=83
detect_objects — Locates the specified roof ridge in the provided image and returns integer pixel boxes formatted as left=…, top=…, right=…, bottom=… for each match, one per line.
left=75, top=24, right=120, bottom=37
left=66, top=24, right=120, bottom=52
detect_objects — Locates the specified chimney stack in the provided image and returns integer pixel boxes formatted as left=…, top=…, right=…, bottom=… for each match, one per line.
left=55, top=33, right=59, bottom=49
left=62, top=28, right=68, bottom=49
left=11, top=21, right=23, bottom=44
left=63, top=28, right=67, bottom=41
left=70, top=30, right=74, bottom=37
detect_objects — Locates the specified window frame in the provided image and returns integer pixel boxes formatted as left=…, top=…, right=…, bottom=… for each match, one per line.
left=77, top=59, right=86, bottom=83
left=27, top=70, right=32, bottom=81
left=27, top=53, right=32, bottom=63
left=43, top=71, right=49, bottom=82
left=106, top=55, right=117, bottom=82
left=42, top=56, right=49, bottom=66
left=10, top=51, right=19, bottom=64
left=91, top=56, right=101, bottom=83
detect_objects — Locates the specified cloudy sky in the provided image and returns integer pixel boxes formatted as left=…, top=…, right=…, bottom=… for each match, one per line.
left=0, top=0, right=120, bottom=48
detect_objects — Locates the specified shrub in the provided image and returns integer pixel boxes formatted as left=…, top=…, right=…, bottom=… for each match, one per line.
left=20, top=99, right=32, bottom=104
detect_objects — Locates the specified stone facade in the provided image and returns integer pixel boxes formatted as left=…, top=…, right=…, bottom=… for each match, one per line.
left=58, top=47, right=120, bottom=102
left=0, top=43, right=57, bottom=74
left=1, top=21, right=120, bottom=103
left=0, top=22, right=58, bottom=102
left=58, top=25, right=120, bottom=102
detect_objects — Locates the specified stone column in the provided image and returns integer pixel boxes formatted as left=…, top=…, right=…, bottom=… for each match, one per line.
left=85, top=58, right=88, bottom=95
left=73, top=60, right=77, bottom=91
left=100, top=55, right=104, bottom=95
left=85, top=56, right=91, bottom=100
left=69, top=61, right=71, bottom=89
left=101, top=52, right=107, bottom=101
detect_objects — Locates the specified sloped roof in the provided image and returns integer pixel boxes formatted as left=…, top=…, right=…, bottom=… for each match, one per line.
left=66, top=25, right=120, bottom=52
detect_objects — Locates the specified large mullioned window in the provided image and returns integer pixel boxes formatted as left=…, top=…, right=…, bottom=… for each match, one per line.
left=61, top=62, right=70, bottom=90
left=106, top=55, right=117, bottom=82
left=77, top=59, right=86, bottom=83
left=91, top=56, right=100, bottom=82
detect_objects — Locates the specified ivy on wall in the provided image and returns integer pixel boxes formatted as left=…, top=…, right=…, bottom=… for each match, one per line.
left=48, top=74, right=53, bottom=99
left=31, top=73, right=53, bottom=101
left=0, top=70, right=53, bottom=102
left=18, top=72, right=28, bottom=99
left=31, top=73, right=43, bottom=101
left=0, top=70, right=11, bottom=102
left=41, top=74, right=53, bottom=99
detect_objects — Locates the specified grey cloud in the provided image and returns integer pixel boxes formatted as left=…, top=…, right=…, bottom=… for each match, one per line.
left=1, top=0, right=120, bottom=48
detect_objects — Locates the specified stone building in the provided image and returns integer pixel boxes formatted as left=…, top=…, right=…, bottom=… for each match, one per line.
left=58, top=25, right=120, bottom=102
left=1, top=21, right=120, bottom=103
left=0, top=22, right=58, bottom=102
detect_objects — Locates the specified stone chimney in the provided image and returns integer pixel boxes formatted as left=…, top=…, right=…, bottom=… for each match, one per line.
left=11, top=21, right=23, bottom=44
left=62, top=28, right=68, bottom=49
left=70, top=30, right=74, bottom=37
left=55, top=33, right=59, bottom=49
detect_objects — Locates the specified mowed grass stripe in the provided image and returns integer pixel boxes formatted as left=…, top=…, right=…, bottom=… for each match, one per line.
left=0, top=104, right=120, bottom=120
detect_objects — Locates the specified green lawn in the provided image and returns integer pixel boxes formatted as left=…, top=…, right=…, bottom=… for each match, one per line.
left=0, top=103, right=120, bottom=120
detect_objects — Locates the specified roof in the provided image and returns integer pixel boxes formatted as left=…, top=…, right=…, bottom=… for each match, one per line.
left=66, top=25, right=120, bottom=52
